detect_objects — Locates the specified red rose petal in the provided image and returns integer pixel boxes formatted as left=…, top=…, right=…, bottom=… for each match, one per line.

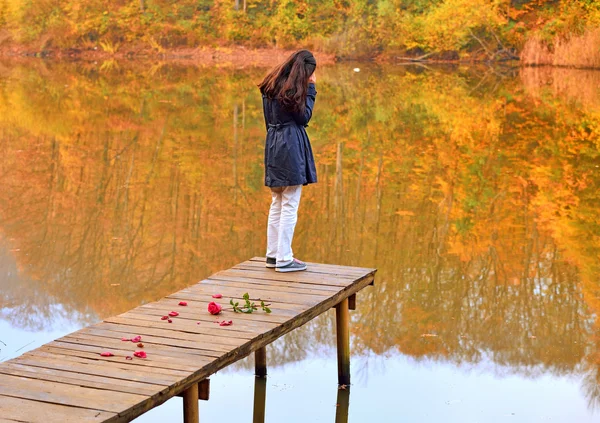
left=133, top=351, right=147, bottom=359
left=100, top=352, right=114, bottom=357
left=168, top=311, right=179, bottom=317
left=168, top=319, right=173, bottom=323
left=219, top=320, right=233, bottom=326
left=126, top=356, right=133, bottom=360
left=161, top=315, right=169, bottom=320
left=131, top=336, right=142, bottom=343
left=212, top=294, right=222, bottom=299
left=178, top=301, right=188, bottom=306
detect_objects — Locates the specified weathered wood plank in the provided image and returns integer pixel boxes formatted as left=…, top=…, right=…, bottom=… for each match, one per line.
left=118, top=309, right=281, bottom=333
left=54, top=335, right=224, bottom=363
left=0, top=374, right=146, bottom=413
left=0, top=362, right=163, bottom=396
left=206, top=274, right=341, bottom=293
left=248, top=257, right=374, bottom=274
left=11, top=354, right=181, bottom=386
left=168, top=290, right=312, bottom=314
left=0, top=395, right=117, bottom=423
left=104, top=316, right=257, bottom=339
left=213, top=268, right=357, bottom=286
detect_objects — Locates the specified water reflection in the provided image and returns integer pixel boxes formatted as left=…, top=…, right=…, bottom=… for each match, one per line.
left=253, top=376, right=267, bottom=423
left=0, top=61, right=599, bottom=412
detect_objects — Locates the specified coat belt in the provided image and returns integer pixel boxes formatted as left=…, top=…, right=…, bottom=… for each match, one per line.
left=268, top=122, right=308, bottom=129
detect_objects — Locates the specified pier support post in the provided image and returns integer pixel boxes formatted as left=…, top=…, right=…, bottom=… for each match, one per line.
left=183, top=383, right=199, bottom=423
left=335, top=298, right=351, bottom=385
left=255, top=346, right=267, bottom=377
left=348, top=294, right=356, bottom=311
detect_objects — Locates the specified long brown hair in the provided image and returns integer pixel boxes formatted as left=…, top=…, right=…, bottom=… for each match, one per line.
left=259, top=50, right=317, bottom=113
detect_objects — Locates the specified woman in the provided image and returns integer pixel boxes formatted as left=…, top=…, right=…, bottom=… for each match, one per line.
left=258, top=50, right=317, bottom=272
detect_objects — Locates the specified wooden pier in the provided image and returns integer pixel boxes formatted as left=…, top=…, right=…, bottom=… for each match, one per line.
left=0, top=257, right=376, bottom=422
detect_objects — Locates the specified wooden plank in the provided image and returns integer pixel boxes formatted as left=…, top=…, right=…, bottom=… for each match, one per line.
left=173, top=284, right=323, bottom=309
left=118, top=310, right=281, bottom=333
left=206, top=274, right=341, bottom=293
left=248, top=257, right=375, bottom=274
left=96, top=321, right=254, bottom=343
left=138, top=300, right=298, bottom=322
left=11, top=354, right=181, bottom=386
left=183, top=280, right=331, bottom=303
left=213, top=268, right=357, bottom=286
left=0, top=374, right=146, bottom=413
left=54, top=335, right=224, bottom=363
left=74, top=327, right=237, bottom=354
left=241, top=260, right=372, bottom=276
left=168, top=290, right=313, bottom=314
left=83, top=325, right=247, bottom=349
left=123, top=305, right=289, bottom=330
left=246, top=257, right=377, bottom=279
left=41, top=343, right=214, bottom=372
left=0, top=362, right=163, bottom=397
left=0, top=395, right=117, bottom=423
left=104, top=316, right=257, bottom=339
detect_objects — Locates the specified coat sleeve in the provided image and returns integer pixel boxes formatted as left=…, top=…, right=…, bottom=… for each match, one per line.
left=292, top=83, right=317, bottom=127
left=262, top=95, right=269, bottom=130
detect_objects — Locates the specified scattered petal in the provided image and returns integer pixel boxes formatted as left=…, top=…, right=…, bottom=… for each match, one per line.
left=125, top=356, right=133, bottom=360
left=219, top=320, right=233, bottom=326
left=168, top=311, right=179, bottom=317
left=133, top=351, right=147, bottom=359
left=178, top=301, right=188, bottom=306
left=197, top=322, right=201, bottom=325
left=137, top=343, right=144, bottom=348
left=212, top=294, right=222, bottom=299
left=168, top=319, right=173, bottom=323
left=131, top=335, right=142, bottom=343
left=161, top=315, right=169, bottom=320
left=100, top=352, right=114, bottom=357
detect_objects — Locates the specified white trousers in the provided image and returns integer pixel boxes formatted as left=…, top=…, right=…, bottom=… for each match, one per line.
left=266, top=185, right=302, bottom=265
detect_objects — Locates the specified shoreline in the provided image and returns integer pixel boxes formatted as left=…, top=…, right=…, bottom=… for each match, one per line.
left=3, top=44, right=600, bottom=70
left=0, top=44, right=338, bottom=68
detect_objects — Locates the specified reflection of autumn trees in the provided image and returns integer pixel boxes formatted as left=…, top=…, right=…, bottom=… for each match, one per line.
left=1, top=63, right=600, bottom=394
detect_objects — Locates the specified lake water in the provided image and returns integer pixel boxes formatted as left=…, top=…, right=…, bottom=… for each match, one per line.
left=0, top=60, right=599, bottom=422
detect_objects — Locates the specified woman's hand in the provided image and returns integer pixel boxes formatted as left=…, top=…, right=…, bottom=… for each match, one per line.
left=309, top=72, right=316, bottom=84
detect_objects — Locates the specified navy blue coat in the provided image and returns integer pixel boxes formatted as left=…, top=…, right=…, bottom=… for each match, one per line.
left=262, top=83, right=317, bottom=188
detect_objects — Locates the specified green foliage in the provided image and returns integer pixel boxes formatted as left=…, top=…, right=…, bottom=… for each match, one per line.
left=230, top=293, right=272, bottom=314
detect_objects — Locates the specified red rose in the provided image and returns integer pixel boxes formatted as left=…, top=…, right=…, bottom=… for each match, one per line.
left=208, top=301, right=222, bottom=315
